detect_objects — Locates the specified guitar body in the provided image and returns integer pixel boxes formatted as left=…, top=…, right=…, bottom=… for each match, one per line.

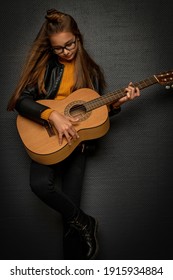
left=16, top=88, right=110, bottom=165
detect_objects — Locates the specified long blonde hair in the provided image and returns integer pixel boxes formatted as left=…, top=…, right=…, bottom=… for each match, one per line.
left=7, top=9, right=106, bottom=111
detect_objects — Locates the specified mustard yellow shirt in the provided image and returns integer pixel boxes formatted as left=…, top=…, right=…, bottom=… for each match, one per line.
left=41, top=60, right=75, bottom=120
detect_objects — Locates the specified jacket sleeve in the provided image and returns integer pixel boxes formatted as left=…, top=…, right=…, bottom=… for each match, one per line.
left=15, top=86, right=50, bottom=125
left=108, top=104, right=121, bottom=117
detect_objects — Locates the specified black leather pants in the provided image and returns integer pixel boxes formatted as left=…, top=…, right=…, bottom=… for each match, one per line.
left=30, top=148, right=87, bottom=221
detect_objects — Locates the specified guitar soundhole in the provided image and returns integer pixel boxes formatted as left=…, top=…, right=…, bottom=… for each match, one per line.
left=64, top=100, right=91, bottom=121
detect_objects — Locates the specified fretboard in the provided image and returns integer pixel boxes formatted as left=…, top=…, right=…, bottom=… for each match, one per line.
left=85, top=75, right=158, bottom=112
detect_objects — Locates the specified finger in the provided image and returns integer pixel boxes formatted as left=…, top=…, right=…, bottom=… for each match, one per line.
left=67, top=128, right=79, bottom=141
left=125, top=84, right=134, bottom=93
left=128, top=82, right=133, bottom=87
left=128, top=82, right=136, bottom=91
left=129, top=87, right=140, bottom=99
left=128, top=82, right=140, bottom=95
left=67, top=116, right=79, bottom=123
left=64, top=131, right=73, bottom=146
left=58, top=132, right=63, bottom=146
left=135, top=87, right=140, bottom=96
left=127, top=86, right=137, bottom=99
left=126, top=91, right=131, bottom=99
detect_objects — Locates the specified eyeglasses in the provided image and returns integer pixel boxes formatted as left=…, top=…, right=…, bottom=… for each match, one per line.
left=52, top=39, right=76, bottom=54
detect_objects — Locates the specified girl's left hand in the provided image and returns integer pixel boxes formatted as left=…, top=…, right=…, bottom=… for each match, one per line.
left=112, top=82, right=140, bottom=108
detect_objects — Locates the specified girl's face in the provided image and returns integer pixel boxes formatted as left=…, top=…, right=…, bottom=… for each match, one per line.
left=50, top=32, right=78, bottom=61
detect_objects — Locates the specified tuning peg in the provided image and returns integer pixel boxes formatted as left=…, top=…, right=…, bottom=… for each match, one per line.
left=165, top=84, right=173, bottom=90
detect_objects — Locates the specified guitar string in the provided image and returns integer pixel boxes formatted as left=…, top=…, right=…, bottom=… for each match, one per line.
left=67, top=75, right=160, bottom=115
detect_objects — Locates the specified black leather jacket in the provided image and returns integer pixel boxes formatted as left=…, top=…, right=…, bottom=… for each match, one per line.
left=15, top=55, right=120, bottom=124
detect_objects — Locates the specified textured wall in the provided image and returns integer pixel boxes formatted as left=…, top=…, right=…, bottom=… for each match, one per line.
left=1, top=0, right=173, bottom=260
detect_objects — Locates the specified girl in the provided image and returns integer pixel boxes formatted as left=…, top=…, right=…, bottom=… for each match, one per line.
left=7, top=9, right=140, bottom=259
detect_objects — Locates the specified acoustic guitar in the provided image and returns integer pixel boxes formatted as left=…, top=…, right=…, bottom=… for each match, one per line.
left=16, top=71, right=173, bottom=165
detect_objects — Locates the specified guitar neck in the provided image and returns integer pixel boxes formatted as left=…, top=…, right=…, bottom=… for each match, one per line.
left=85, top=75, right=158, bottom=111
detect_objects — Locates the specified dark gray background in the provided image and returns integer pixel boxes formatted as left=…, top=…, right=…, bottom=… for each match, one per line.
left=1, top=0, right=173, bottom=260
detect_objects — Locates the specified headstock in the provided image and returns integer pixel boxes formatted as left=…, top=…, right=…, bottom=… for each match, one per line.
left=155, top=70, right=173, bottom=89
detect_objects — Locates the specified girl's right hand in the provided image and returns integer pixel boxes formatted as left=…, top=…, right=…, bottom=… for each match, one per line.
left=48, top=110, right=79, bottom=146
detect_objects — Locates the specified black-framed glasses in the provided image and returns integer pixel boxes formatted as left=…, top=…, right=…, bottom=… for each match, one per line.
left=52, top=38, right=76, bottom=54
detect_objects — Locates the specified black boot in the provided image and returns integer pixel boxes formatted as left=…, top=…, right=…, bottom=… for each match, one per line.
left=66, top=210, right=98, bottom=260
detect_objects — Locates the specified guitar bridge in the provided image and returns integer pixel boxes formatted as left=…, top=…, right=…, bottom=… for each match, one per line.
left=44, top=121, right=56, bottom=137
